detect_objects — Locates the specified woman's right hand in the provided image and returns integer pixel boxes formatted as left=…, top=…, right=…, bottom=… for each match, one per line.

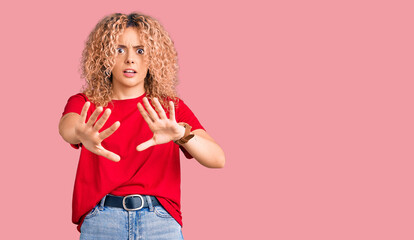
left=75, top=102, right=121, bottom=162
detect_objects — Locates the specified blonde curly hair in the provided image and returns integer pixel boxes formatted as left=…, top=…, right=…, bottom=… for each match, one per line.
left=79, top=12, right=179, bottom=109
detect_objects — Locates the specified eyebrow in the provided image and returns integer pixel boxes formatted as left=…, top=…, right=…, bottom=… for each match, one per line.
left=117, top=44, right=144, bottom=48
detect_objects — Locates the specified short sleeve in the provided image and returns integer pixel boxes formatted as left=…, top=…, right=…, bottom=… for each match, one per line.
left=175, top=99, right=205, bottom=159
left=62, top=93, right=88, bottom=118
left=61, top=93, right=89, bottom=149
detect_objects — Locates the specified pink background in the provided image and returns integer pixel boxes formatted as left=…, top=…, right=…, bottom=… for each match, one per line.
left=1, top=0, right=413, bottom=239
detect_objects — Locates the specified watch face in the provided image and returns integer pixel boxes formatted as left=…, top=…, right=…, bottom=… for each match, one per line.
left=175, top=123, right=194, bottom=144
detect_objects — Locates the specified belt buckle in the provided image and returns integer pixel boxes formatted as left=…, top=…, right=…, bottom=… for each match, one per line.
left=122, top=194, right=144, bottom=211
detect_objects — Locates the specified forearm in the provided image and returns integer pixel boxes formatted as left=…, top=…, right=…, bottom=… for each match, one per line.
left=58, top=113, right=81, bottom=145
left=179, top=129, right=225, bottom=168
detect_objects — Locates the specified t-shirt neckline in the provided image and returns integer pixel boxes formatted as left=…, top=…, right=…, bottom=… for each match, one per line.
left=110, top=92, right=147, bottom=103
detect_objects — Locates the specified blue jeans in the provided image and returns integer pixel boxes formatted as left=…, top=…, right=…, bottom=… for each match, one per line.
left=80, top=195, right=184, bottom=240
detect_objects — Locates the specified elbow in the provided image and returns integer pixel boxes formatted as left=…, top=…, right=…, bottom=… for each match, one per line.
left=212, top=153, right=226, bottom=169
left=197, top=154, right=225, bottom=169
left=58, top=118, right=67, bottom=139
left=58, top=124, right=65, bottom=139
left=216, top=148, right=226, bottom=168
left=58, top=123, right=70, bottom=142
left=219, top=155, right=226, bottom=168
left=58, top=125, right=65, bottom=138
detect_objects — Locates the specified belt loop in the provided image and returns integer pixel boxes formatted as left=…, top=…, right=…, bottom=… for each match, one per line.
left=99, top=195, right=107, bottom=210
left=146, top=195, right=154, bottom=211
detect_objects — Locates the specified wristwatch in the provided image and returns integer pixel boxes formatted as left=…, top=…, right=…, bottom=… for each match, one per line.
left=174, top=122, right=195, bottom=145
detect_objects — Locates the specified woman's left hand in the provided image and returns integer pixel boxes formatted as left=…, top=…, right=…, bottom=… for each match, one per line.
left=136, top=97, right=185, bottom=151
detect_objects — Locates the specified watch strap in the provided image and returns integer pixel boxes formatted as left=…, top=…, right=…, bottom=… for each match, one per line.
left=174, top=122, right=195, bottom=145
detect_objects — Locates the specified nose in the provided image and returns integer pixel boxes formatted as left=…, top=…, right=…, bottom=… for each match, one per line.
left=126, top=57, right=135, bottom=64
left=125, top=51, right=135, bottom=64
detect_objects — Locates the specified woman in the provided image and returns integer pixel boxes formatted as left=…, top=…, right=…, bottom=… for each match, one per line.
left=59, top=12, right=225, bottom=239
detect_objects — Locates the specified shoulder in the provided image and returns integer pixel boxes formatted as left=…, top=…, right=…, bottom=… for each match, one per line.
left=67, top=92, right=89, bottom=102
left=62, top=92, right=92, bottom=117
left=64, top=92, right=92, bottom=107
left=173, top=97, right=190, bottom=112
left=171, top=96, right=187, bottom=107
left=159, top=96, right=187, bottom=110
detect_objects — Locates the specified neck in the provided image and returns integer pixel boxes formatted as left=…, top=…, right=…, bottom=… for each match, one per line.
left=112, top=84, right=145, bottom=100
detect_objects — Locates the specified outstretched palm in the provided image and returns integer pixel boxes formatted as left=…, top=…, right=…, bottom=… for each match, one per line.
left=136, top=97, right=185, bottom=151
left=75, top=102, right=121, bottom=162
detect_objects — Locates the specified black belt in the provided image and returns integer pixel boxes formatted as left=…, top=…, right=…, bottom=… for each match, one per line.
left=104, top=194, right=161, bottom=211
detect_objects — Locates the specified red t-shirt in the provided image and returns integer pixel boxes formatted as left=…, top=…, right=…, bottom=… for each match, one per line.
left=61, top=92, right=204, bottom=232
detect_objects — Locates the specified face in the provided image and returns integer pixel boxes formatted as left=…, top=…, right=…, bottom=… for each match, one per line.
left=111, top=27, right=149, bottom=98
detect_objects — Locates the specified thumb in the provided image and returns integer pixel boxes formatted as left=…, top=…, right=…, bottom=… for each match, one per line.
left=136, top=139, right=155, bottom=151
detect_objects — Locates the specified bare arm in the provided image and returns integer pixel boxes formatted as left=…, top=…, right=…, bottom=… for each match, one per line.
left=59, top=112, right=82, bottom=145
left=180, top=129, right=225, bottom=168
left=58, top=102, right=121, bottom=162
left=136, top=97, right=225, bottom=168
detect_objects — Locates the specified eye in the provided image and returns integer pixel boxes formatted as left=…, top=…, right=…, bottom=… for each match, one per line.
left=116, top=48, right=125, bottom=54
left=137, top=48, right=144, bottom=55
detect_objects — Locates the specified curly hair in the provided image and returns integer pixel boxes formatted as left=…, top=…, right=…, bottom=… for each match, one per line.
left=79, top=12, right=179, bottom=109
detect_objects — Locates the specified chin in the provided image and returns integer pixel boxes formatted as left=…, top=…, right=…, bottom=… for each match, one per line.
left=123, top=80, right=145, bottom=88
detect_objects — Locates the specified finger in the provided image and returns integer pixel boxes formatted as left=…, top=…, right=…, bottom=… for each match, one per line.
left=136, top=139, right=155, bottom=151
left=99, top=147, right=121, bottom=162
left=99, top=121, right=120, bottom=140
left=137, top=102, right=154, bottom=125
left=152, top=97, right=168, bottom=119
left=86, top=106, right=104, bottom=127
left=94, top=108, right=111, bottom=131
left=79, top=102, right=91, bottom=124
left=142, top=97, right=159, bottom=121
left=169, top=101, right=176, bottom=121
